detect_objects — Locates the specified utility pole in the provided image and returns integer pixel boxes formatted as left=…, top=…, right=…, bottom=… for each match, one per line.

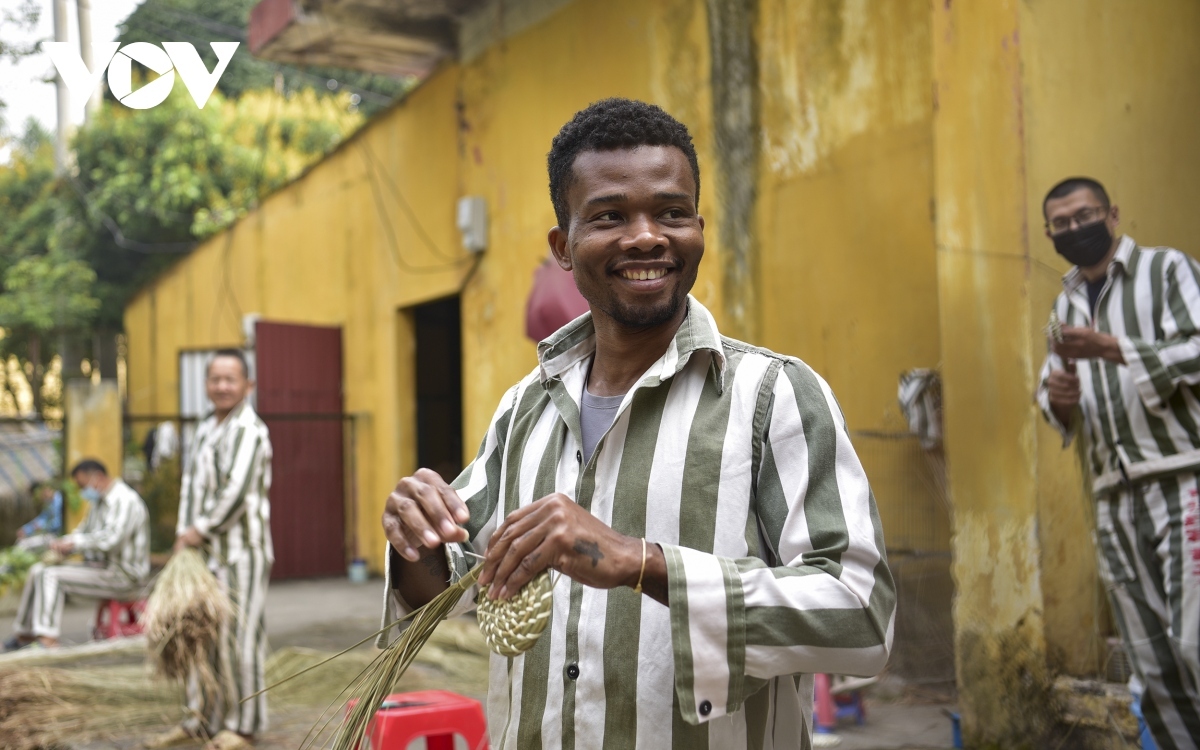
left=52, top=0, right=70, bottom=172
left=76, top=0, right=100, bottom=119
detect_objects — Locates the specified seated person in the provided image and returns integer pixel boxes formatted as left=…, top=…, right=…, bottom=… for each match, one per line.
left=14, top=481, right=65, bottom=553
left=5, top=459, right=150, bottom=650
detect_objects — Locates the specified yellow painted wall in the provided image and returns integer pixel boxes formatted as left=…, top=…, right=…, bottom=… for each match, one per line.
left=64, top=380, right=123, bottom=530
left=1020, top=0, right=1200, bottom=678
left=755, top=0, right=944, bottom=554
left=933, top=0, right=1200, bottom=743
left=125, top=70, right=468, bottom=567
left=932, top=1, right=1054, bottom=744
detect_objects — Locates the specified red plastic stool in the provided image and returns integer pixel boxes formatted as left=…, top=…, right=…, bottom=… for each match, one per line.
left=348, top=690, right=488, bottom=750
left=93, top=599, right=146, bottom=640
left=814, top=674, right=867, bottom=733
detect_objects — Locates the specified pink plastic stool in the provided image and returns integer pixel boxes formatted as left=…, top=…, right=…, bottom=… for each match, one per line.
left=93, top=599, right=146, bottom=640
left=349, top=690, right=488, bottom=750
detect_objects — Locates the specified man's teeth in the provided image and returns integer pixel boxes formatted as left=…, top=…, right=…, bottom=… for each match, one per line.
left=620, top=268, right=668, bottom=281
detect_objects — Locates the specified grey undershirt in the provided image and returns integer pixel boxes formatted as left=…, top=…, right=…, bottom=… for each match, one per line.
left=580, top=387, right=625, bottom=464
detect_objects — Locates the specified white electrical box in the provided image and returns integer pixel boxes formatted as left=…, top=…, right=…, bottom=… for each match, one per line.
left=457, top=195, right=488, bottom=254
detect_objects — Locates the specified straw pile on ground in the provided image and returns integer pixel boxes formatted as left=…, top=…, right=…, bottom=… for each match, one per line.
left=0, top=624, right=490, bottom=750
left=142, top=547, right=230, bottom=696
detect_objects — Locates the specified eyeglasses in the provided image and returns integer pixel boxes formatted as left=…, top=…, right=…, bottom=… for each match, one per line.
left=1047, top=206, right=1109, bottom=234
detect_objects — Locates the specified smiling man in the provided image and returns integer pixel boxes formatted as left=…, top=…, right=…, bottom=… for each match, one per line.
left=381, top=98, right=895, bottom=749
left=148, top=349, right=273, bottom=750
left=1037, top=177, right=1200, bottom=748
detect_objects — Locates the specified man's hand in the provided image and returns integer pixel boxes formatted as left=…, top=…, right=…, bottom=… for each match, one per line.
left=172, top=526, right=204, bottom=552
left=49, top=538, right=74, bottom=556
left=382, top=468, right=470, bottom=562
left=1052, top=325, right=1125, bottom=364
left=479, top=493, right=645, bottom=601
left=1047, top=360, right=1080, bottom=428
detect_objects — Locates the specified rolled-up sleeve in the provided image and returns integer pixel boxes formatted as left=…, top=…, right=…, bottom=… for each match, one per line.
left=663, top=360, right=895, bottom=725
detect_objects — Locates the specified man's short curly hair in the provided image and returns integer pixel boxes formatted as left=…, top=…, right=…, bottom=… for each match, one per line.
left=548, top=98, right=700, bottom=229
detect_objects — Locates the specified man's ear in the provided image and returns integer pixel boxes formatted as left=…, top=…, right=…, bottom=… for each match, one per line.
left=1109, top=205, right=1120, bottom=228
left=548, top=227, right=571, bottom=271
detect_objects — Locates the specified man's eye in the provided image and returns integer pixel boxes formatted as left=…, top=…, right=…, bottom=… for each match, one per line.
left=596, top=212, right=620, bottom=221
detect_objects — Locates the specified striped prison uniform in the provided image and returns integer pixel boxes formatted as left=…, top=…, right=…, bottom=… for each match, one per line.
left=381, top=296, right=896, bottom=750
left=178, top=401, right=274, bottom=737
left=1037, top=235, right=1200, bottom=749
left=12, top=479, right=149, bottom=639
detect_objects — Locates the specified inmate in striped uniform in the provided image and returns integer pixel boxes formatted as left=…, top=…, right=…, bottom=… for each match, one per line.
left=1037, top=235, right=1200, bottom=748
left=381, top=296, right=895, bottom=750
left=13, top=479, right=149, bottom=639
left=178, top=401, right=274, bottom=737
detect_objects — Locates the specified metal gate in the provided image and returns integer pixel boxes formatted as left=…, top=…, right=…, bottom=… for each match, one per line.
left=256, top=321, right=346, bottom=579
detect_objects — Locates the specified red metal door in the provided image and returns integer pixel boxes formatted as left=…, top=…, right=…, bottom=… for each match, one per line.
left=255, top=321, right=345, bottom=579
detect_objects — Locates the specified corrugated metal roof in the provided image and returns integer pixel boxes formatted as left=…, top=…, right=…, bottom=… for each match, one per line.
left=0, top=422, right=60, bottom=504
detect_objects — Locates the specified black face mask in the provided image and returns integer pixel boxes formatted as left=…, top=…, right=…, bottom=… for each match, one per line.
left=1052, top=220, right=1112, bottom=268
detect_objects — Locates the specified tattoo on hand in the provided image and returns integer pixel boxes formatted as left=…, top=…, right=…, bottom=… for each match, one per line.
left=573, top=539, right=604, bottom=568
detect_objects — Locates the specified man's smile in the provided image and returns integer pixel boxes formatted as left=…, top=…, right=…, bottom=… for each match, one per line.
left=617, top=267, right=669, bottom=281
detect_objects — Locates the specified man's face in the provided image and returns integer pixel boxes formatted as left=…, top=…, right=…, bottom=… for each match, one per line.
left=206, top=356, right=252, bottom=414
left=549, top=145, right=704, bottom=330
left=1044, top=187, right=1119, bottom=239
left=71, top=471, right=96, bottom=493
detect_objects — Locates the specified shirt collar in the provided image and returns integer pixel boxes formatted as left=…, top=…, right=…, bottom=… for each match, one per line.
left=1062, top=234, right=1136, bottom=294
left=537, top=295, right=728, bottom=393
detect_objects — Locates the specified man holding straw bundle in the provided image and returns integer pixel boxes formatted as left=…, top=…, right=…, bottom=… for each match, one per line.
left=147, top=349, right=273, bottom=750
left=382, top=99, right=895, bottom=748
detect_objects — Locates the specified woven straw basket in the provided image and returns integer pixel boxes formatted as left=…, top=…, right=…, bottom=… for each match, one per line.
left=477, top=570, right=555, bottom=657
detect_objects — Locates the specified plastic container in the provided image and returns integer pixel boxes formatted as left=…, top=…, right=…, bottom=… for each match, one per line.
left=348, top=557, right=369, bottom=584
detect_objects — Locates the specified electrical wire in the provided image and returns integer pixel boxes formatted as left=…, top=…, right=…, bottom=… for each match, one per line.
left=358, top=137, right=459, bottom=263
left=358, top=143, right=471, bottom=275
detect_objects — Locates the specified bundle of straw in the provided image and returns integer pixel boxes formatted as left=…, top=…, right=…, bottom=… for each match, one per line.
left=288, top=563, right=555, bottom=750
left=141, top=548, right=231, bottom=697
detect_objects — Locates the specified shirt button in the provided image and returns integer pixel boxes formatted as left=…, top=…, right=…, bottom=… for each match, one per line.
left=575, top=450, right=583, bottom=463
left=699, top=700, right=712, bottom=716
left=566, top=663, right=580, bottom=680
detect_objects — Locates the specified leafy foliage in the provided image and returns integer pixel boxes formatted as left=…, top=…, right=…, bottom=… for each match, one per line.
left=0, top=67, right=365, bottom=416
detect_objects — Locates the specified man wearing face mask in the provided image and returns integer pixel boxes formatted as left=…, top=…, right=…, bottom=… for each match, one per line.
left=5, top=459, right=150, bottom=650
left=1036, top=176, right=1200, bottom=748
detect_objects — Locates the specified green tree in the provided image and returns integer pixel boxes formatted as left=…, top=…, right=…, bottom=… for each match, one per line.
left=0, top=78, right=363, bottom=416
left=0, top=253, right=98, bottom=414
left=66, top=83, right=363, bottom=333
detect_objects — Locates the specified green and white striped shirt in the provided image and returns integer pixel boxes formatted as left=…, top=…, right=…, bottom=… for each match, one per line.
left=179, top=401, right=274, bottom=565
left=1038, top=236, right=1200, bottom=493
left=384, top=297, right=895, bottom=750
left=65, top=478, right=151, bottom=583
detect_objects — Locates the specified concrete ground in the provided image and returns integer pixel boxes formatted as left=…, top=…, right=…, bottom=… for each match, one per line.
left=6, top=576, right=957, bottom=750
